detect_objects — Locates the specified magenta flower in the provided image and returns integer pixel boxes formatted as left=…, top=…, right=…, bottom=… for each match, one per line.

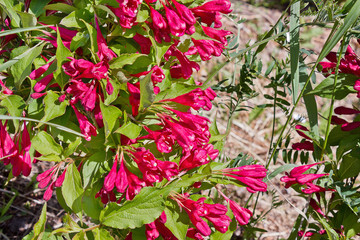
left=192, top=0, right=232, bottom=14
left=179, top=144, right=218, bottom=171
left=95, top=18, right=117, bottom=62
left=103, top=155, right=119, bottom=191
left=0, top=121, right=17, bottom=165
left=202, top=26, right=232, bottom=45
left=129, top=147, right=179, bottom=184
left=108, top=0, right=142, bottom=28
left=280, top=162, right=333, bottom=194
left=66, top=80, right=98, bottom=111
left=292, top=125, right=314, bottom=151
left=331, top=106, right=360, bottom=131
left=11, top=121, right=32, bottom=177
left=174, top=194, right=231, bottom=236
left=163, top=4, right=186, bottom=37
left=309, top=198, right=326, bottom=217
left=133, top=34, right=152, bottom=54
left=0, top=79, right=13, bottom=95
left=37, top=164, right=67, bottom=200
left=95, top=187, right=117, bottom=204
left=132, top=65, right=165, bottom=94
left=141, top=126, right=175, bottom=153
left=187, top=228, right=204, bottom=240
left=221, top=165, right=268, bottom=193
left=71, top=105, right=97, bottom=141
left=127, top=82, right=141, bottom=116
left=190, top=38, right=224, bottom=61
left=161, top=88, right=216, bottom=111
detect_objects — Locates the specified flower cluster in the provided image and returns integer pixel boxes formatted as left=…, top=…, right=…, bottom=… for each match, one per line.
left=280, top=162, right=333, bottom=194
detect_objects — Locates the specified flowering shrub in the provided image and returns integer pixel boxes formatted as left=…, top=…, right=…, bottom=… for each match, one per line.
left=1, top=0, right=360, bottom=239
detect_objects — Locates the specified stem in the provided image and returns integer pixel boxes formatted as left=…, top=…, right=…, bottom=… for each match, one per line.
left=320, top=36, right=347, bottom=162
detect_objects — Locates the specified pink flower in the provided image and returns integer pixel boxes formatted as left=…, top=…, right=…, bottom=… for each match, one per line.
left=292, top=125, right=314, bottom=151
left=190, top=39, right=224, bottom=61
left=133, top=34, right=152, bottom=54
left=129, top=147, right=179, bottom=184
left=222, top=165, right=268, bottom=193
left=132, top=66, right=165, bottom=94
left=66, top=80, right=98, bottom=111
left=37, top=164, right=67, bottom=201
left=108, top=0, right=142, bottom=29
left=141, top=126, right=175, bottom=153
left=280, top=162, right=333, bottom=194
left=179, top=144, right=218, bottom=171
left=95, top=187, right=117, bottom=204
left=71, top=105, right=97, bottom=141
left=161, top=88, right=216, bottom=111
left=292, top=141, right=314, bottom=151
left=192, top=0, right=232, bottom=14
left=330, top=106, right=360, bottom=131
left=11, top=121, right=32, bottom=177
left=174, top=195, right=231, bottom=236
left=0, top=121, right=17, bottom=165
left=95, top=17, right=117, bottom=62
left=187, top=228, right=204, bottom=240
left=104, top=155, right=119, bottom=191
left=309, top=198, right=326, bottom=217
left=163, top=4, right=186, bottom=37
left=127, top=82, right=140, bottom=116
left=202, top=26, right=232, bottom=45
left=0, top=79, right=13, bottom=95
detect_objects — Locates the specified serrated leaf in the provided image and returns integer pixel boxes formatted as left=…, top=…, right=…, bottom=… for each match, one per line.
left=82, top=189, right=103, bottom=220
left=164, top=206, right=188, bottom=240
left=101, top=187, right=167, bottom=229
left=40, top=91, right=69, bottom=126
left=100, top=101, right=121, bottom=138
left=82, top=151, right=105, bottom=188
left=32, top=131, right=63, bottom=156
left=10, top=42, right=44, bottom=89
left=139, top=72, right=155, bottom=112
left=62, top=163, right=84, bottom=213
left=115, top=121, right=142, bottom=139
left=109, top=53, right=144, bottom=69
left=32, top=202, right=47, bottom=240
left=93, top=228, right=114, bottom=240
left=0, top=94, right=25, bottom=130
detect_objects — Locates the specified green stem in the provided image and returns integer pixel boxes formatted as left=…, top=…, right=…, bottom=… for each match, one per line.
left=320, top=37, right=347, bottom=162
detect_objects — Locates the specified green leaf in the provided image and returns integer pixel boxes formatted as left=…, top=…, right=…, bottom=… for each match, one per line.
left=0, top=42, right=44, bottom=72
left=29, top=0, right=52, bottom=17
left=53, top=27, right=73, bottom=89
left=32, top=202, right=47, bottom=240
left=0, top=0, right=20, bottom=27
left=0, top=115, right=84, bottom=137
left=0, top=193, right=16, bottom=217
left=0, top=26, right=48, bottom=38
left=63, top=137, right=82, bottom=157
left=93, top=228, right=114, bottom=240
left=62, top=163, right=84, bottom=213
left=40, top=91, right=69, bottom=126
left=32, top=131, right=63, bottom=156
left=317, top=0, right=360, bottom=63
left=164, top=206, right=188, bottom=240
left=82, top=20, right=98, bottom=54
left=36, top=154, right=61, bottom=162
left=115, top=121, right=142, bottom=140
left=290, top=0, right=300, bottom=104
left=339, top=153, right=360, bottom=180
left=82, top=151, right=105, bottom=188
left=101, top=187, right=166, bottom=229
left=44, top=3, right=77, bottom=14
left=265, top=164, right=297, bottom=182
left=82, top=188, right=103, bottom=220
left=0, top=94, right=26, bottom=130
left=109, top=54, right=144, bottom=69
left=10, top=42, right=44, bottom=89
left=306, top=74, right=357, bottom=100
left=139, top=72, right=155, bottom=113
left=318, top=218, right=339, bottom=240
left=17, top=12, right=37, bottom=27
left=99, top=101, right=122, bottom=138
